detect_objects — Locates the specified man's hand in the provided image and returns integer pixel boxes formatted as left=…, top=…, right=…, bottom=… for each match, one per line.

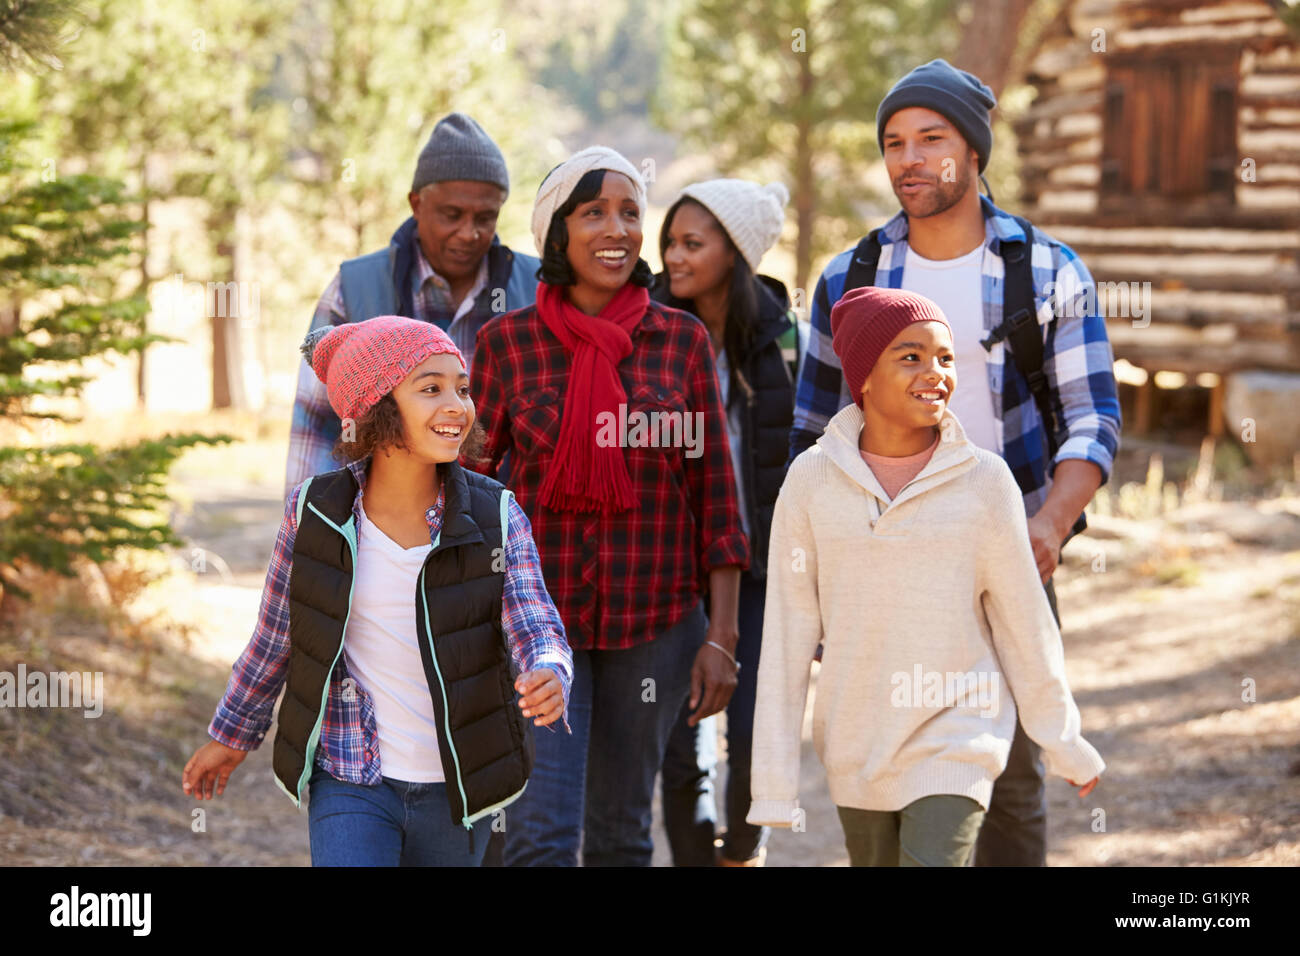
left=1027, top=510, right=1070, bottom=584
left=1029, top=460, right=1104, bottom=583
left=515, top=668, right=565, bottom=727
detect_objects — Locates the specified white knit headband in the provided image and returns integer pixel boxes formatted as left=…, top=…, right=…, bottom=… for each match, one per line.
left=531, top=146, right=648, bottom=256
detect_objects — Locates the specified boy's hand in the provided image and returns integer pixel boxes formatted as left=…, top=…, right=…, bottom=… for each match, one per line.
left=182, top=740, right=248, bottom=800
left=1068, top=775, right=1100, bottom=798
left=515, top=668, right=565, bottom=727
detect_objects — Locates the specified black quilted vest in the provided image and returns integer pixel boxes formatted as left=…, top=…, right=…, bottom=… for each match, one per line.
left=651, top=274, right=796, bottom=579
left=273, top=460, right=534, bottom=830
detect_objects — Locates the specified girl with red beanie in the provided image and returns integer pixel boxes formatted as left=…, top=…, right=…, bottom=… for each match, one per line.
left=182, top=316, right=572, bottom=866
left=465, top=147, right=750, bottom=866
left=749, top=287, right=1102, bottom=866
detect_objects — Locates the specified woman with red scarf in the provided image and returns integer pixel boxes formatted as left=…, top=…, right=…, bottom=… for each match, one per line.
left=465, top=147, right=749, bottom=866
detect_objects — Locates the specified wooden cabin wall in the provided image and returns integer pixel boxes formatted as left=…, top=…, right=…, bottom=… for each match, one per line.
left=1012, top=0, right=1300, bottom=382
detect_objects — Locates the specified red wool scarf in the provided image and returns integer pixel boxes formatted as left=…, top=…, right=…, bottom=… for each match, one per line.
left=534, top=280, right=649, bottom=515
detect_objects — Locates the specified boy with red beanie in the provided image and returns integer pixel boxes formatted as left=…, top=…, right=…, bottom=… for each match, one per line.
left=749, top=287, right=1103, bottom=866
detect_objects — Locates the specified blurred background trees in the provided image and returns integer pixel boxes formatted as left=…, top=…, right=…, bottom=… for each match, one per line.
left=0, top=0, right=1038, bottom=602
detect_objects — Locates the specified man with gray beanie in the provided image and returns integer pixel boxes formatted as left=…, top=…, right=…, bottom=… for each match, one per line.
left=286, top=112, right=540, bottom=490
left=787, top=59, right=1121, bottom=866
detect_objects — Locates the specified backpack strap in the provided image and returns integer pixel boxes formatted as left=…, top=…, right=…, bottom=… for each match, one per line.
left=843, top=228, right=885, bottom=293
left=980, top=215, right=1086, bottom=543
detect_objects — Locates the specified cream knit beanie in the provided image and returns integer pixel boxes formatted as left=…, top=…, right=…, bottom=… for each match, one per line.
left=676, top=179, right=789, bottom=273
left=531, top=146, right=648, bottom=256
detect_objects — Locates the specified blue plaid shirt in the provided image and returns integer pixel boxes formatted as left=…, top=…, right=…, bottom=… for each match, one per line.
left=789, top=195, right=1121, bottom=518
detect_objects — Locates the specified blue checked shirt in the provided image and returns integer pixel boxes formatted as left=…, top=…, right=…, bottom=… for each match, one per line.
left=209, top=456, right=573, bottom=787
left=790, top=195, right=1121, bottom=518
left=285, top=244, right=488, bottom=494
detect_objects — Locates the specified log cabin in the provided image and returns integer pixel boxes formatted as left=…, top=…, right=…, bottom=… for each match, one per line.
left=1012, top=0, right=1300, bottom=467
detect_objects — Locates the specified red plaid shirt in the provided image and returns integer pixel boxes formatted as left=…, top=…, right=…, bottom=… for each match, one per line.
left=465, top=299, right=749, bottom=651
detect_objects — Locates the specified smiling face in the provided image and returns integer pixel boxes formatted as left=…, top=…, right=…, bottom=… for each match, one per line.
left=860, top=321, right=957, bottom=433
left=408, top=180, right=505, bottom=282
left=882, top=107, right=977, bottom=220
left=387, top=351, right=475, bottom=464
left=661, top=200, right=735, bottom=302
left=563, top=171, right=643, bottom=304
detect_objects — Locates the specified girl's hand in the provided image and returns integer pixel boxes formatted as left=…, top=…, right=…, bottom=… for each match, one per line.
left=182, top=740, right=248, bottom=800
left=1068, top=776, right=1100, bottom=799
left=515, top=668, right=565, bottom=727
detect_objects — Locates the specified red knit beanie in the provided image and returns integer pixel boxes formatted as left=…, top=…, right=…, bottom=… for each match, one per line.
left=829, top=287, right=951, bottom=407
left=301, top=316, right=466, bottom=424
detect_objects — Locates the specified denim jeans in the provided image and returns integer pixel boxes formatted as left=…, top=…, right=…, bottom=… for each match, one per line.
left=973, top=577, right=1059, bottom=867
left=502, top=601, right=707, bottom=866
left=838, top=795, right=986, bottom=867
left=307, top=765, right=492, bottom=866
left=661, top=570, right=770, bottom=864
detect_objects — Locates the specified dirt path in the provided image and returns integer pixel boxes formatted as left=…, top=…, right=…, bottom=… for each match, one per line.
left=2, top=458, right=1296, bottom=866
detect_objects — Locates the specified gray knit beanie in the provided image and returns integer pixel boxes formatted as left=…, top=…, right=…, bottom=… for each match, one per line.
left=876, top=59, right=997, bottom=172
left=411, top=113, right=510, bottom=195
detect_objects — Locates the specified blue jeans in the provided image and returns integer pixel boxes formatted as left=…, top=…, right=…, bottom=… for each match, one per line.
left=661, top=570, right=770, bottom=864
left=307, top=766, right=492, bottom=866
left=503, top=601, right=707, bottom=866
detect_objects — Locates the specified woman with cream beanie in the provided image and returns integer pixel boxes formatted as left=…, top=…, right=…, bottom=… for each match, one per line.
left=652, top=178, right=797, bottom=867
left=464, top=147, right=750, bottom=866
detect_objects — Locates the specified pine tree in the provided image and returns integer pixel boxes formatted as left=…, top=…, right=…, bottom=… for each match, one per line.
left=0, top=0, right=79, bottom=71
left=0, top=113, right=228, bottom=601
left=658, top=0, right=959, bottom=296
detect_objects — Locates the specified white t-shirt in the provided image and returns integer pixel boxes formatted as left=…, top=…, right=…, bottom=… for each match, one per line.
left=902, top=244, right=1000, bottom=454
left=342, top=498, right=443, bottom=783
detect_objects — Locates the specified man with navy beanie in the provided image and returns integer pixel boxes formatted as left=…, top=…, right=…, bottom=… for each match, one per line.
left=286, top=113, right=541, bottom=492
left=876, top=58, right=997, bottom=173
left=788, top=59, right=1121, bottom=866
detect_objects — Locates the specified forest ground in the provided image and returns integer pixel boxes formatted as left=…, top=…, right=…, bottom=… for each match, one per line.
left=2, top=437, right=1297, bottom=866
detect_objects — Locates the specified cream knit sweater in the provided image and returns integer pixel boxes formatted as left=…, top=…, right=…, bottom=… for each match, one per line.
left=747, top=404, right=1104, bottom=826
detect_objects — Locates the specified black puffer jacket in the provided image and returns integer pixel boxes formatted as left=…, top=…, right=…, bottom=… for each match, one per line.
left=652, top=274, right=796, bottom=579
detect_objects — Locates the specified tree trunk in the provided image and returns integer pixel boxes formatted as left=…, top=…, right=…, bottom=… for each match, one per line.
left=137, top=156, right=150, bottom=406
left=793, top=42, right=815, bottom=300
left=210, top=219, right=247, bottom=411
left=211, top=308, right=245, bottom=410
left=953, top=0, right=1037, bottom=96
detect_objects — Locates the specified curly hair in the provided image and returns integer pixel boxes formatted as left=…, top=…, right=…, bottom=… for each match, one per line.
left=536, top=168, right=654, bottom=288
left=331, top=391, right=486, bottom=465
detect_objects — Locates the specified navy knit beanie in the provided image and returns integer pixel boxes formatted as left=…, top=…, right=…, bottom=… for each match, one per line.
left=876, top=59, right=997, bottom=172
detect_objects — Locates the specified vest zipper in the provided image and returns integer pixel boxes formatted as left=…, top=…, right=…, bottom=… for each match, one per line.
left=293, top=502, right=360, bottom=806
left=418, top=566, right=474, bottom=837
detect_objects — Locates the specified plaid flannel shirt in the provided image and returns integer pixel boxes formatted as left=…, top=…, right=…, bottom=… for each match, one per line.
left=284, top=246, right=488, bottom=494
left=464, top=300, right=750, bottom=651
left=790, top=195, right=1121, bottom=518
left=208, top=457, right=574, bottom=785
